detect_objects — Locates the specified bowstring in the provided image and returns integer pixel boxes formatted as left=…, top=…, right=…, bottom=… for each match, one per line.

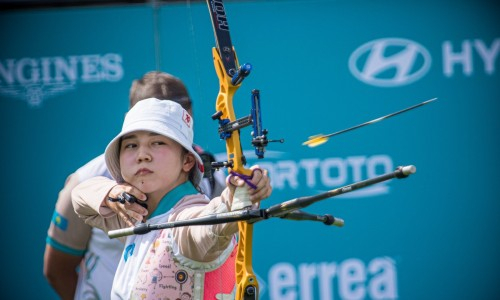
left=185, top=0, right=224, bottom=295
left=152, top=0, right=162, bottom=71
left=186, top=0, right=206, bottom=110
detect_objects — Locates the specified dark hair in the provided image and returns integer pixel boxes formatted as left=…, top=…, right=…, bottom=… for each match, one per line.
left=129, top=71, right=192, bottom=110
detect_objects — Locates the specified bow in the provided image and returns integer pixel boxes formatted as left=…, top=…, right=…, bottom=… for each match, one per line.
left=205, top=0, right=270, bottom=298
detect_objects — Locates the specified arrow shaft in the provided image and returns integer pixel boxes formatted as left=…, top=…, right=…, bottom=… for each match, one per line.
left=325, top=98, right=437, bottom=138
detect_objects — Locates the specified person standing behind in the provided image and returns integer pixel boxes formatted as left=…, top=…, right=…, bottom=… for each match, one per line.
left=44, top=71, right=226, bottom=299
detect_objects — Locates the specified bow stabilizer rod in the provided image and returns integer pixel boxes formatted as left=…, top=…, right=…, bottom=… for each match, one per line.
left=265, top=165, right=416, bottom=218
left=278, top=210, right=345, bottom=227
left=108, top=209, right=265, bottom=239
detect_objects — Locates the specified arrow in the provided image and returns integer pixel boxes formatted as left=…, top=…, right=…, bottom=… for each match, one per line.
left=303, top=97, right=437, bottom=147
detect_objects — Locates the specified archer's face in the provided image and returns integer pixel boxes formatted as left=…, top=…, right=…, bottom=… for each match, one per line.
left=119, top=130, right=195, bottom=198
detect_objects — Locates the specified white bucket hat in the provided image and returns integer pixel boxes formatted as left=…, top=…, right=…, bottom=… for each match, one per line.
left=105, top=98, right=204, bottom=187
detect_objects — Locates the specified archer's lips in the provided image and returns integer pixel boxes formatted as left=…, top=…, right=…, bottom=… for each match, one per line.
left=135, top=168, right=153, bottom=176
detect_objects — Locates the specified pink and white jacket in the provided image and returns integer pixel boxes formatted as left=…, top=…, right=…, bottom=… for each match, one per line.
left=72, top=178, right=238, bottom=299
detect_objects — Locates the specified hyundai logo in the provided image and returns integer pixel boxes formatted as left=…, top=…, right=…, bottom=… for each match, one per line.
left=349, top=38, right=431, bottom=87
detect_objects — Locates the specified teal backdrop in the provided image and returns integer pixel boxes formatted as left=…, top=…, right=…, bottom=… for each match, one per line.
left=1, top=0, right=499, bottom=299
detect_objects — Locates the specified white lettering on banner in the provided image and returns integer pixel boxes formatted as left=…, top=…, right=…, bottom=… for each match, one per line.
left=442, top=40, right=473, bottom=76
left=258, top=155, right=393, bottom=197
left=217, top=151, right=394, bottom=198
left=0, top=53, right=124, bottom=107
left=475, top=39, right=500, bottom=74
left=268, top=257, right=398, bottom=300
left=443, top=38, right=500, bottom=76
left=349, top=37, right=499, bottom=86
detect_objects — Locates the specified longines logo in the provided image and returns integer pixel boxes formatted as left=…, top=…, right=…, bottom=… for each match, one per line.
left=0, top=53, right=124, bottom=107
left=349, top=38, right=431, bottom=87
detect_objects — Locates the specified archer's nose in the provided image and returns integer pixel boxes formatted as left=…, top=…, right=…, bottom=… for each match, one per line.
left=136, top=148, right=152, bottom=163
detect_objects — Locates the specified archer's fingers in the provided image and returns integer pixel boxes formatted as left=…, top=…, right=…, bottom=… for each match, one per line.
left=227, top=174, right=246, bottom=188
left=107, top=185, right=148, bottom=215
left=117, top=209, right=136, bottom=227
left=121, top=201, right=148, bottom=219
left=107, top=200, right=146, bottom=223
left=250, top=182, right=272, bottom=202
left=249, top=168, right=272, bottom=202
left=248, top=167, right=267, bottom=191
left=125, top=208, right=145, bottom=223
left=108, top=186, right=147, bottom=201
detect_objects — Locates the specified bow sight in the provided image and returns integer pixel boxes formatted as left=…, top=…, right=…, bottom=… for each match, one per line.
left=211, top=64, right=284, bottom=170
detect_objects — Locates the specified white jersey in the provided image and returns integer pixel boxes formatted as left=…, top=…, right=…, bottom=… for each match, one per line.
left=74, top=154, right=124, bottom=300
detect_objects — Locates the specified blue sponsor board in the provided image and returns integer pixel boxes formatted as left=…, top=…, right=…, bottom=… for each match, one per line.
left=1, top=0, right=498, bottom=298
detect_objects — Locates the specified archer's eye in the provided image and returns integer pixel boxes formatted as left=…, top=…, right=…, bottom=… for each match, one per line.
left=152, top=141, right=166, bottom=146
left=122, top=142, right=137, bottom=149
